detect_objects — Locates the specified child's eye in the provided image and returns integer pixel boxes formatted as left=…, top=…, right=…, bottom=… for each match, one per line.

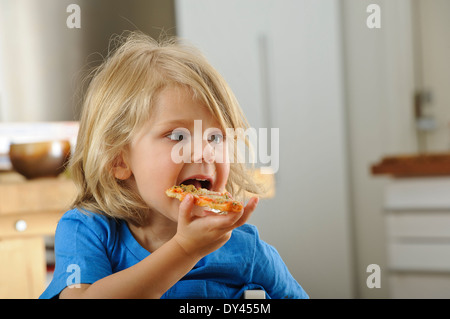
left=208, top=133, right=224, bottom=144
left=167, top=130, right=189, bottom=142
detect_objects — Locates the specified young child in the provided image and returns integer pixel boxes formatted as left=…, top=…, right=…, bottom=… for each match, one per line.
left=40, top=32, right=308, bottom=299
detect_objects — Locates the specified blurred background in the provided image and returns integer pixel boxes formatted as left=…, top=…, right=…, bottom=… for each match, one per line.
left=1, top=0, right=450, bottom=298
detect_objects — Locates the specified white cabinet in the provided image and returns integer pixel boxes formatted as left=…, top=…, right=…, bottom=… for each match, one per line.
left=385, top=178, right=450, bottom=298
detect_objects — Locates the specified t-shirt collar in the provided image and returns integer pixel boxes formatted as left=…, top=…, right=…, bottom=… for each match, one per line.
left=120, top=221, right=151, bottom=261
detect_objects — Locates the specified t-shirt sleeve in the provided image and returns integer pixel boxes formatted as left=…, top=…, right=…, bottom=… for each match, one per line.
left=250, top=227, right=309, bottom=299
left=39, top=210, right=113, bottom=299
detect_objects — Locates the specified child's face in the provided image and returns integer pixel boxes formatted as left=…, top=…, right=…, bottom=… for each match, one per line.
left=119, top=86, right=230, bottom=222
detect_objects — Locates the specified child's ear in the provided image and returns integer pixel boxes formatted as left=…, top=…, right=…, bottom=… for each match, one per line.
left=113, top=152, right=132, bottom=180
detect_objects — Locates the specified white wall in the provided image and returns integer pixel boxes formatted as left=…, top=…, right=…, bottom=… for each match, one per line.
left=0, top=0, right=84, bottom=121
left=415, top=0, right=450, bottom=152
left=176, top=0, right=354, bottom=298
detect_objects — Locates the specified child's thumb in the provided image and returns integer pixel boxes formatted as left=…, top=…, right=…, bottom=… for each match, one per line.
left=178, top=194, right=194, bottom=223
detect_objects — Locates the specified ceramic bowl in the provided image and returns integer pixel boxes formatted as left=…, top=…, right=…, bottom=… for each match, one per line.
left=9, top=140, right=71, bottom=179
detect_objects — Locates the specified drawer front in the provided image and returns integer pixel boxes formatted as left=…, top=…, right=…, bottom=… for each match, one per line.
left=384, top=178, right=450, bottom=210
left=386, top=212, right=450, bottom=238
left=0, top=178, right=75, bottom=215
left=0, top=211, right=63, bottom=238
left=389, top=272, right=450, bottom=298
left=388, top=242, right=450, bottom=272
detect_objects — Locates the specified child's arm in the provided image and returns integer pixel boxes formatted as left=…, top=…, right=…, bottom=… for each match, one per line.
left=59, top=194, right=258, bottom=299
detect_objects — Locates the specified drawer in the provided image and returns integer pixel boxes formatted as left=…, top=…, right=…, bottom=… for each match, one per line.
left=389, top=272, right=450, bottom=298
left=388, top=242, right=450, bottom=272
left=386, top=212, right=450, bottom=238
left=0, top=176, right=76, bottom=215
left=0, top=211, right=63, bottom=238
left=384, top=177, right=450, bottom=210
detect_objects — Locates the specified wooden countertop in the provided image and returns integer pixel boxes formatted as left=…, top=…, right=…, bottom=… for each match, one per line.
left=371, top=153, right=450, bottom=177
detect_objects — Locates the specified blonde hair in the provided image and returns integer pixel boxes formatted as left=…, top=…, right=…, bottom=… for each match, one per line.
left=70, top=31, right=262, bottom=225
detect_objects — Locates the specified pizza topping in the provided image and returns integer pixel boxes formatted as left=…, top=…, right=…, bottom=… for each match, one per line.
left=179, top=178, right=212, bottom=190
left=166, top=184, right=243, bottom=213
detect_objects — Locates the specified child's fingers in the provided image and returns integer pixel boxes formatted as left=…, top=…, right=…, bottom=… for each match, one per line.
left=179, top=196, right=258, bottom=232
left=245, top=197, right=259, bottom=214
left=232, top=197, right=259, bottom=229
left=208, top=197, right=259, bottom=231
left=178, top=194, right=194, bottom=224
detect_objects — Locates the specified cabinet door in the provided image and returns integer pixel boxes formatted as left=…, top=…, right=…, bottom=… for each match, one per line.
left=0, top=237, right=46, bottom=298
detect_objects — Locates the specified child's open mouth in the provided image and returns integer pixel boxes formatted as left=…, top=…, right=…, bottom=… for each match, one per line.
left=179, top=177, right=212, bottom=190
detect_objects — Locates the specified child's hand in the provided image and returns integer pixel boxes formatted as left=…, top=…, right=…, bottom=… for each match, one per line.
left=173, top=194, right=259, bottom=258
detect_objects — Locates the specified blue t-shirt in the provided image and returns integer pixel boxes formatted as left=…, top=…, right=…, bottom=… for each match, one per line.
left=40, top=209, right=308, bottom=299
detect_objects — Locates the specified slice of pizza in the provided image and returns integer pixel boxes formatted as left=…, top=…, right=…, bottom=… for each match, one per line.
left=166, top=184, right=243, bottom=213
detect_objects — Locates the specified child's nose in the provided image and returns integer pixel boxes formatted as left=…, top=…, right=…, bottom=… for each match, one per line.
left=202, top=143, right=215, bottom=163
left=192, top=139, right=215, bottom=163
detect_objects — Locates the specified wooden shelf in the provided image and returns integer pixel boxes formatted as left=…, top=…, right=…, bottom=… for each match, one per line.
left=371, top=153, right=450, bottom=177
